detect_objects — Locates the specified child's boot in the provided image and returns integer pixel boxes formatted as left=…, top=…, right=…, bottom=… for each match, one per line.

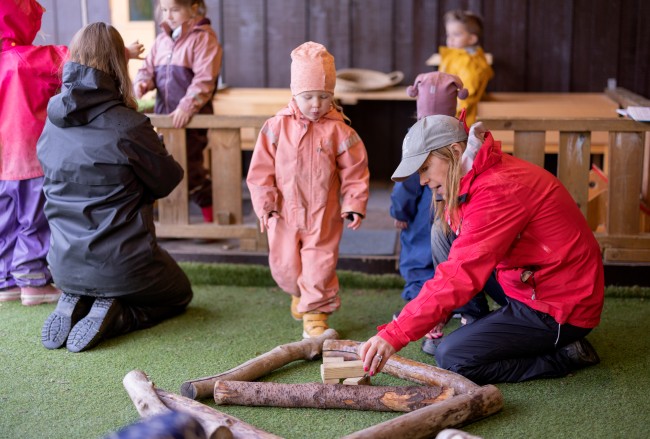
left=302, top=312, right=329, bottom=338
left=0, top=287, right=21, bottom=302
left=290, top=295, right=304, bottom=321
left=21, top=284, right=61, bottom=306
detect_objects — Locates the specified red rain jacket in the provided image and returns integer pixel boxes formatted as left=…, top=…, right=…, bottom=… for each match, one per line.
left=0, top=0, right=68, bottom=180
left=379, top=132, right=604, bottom=351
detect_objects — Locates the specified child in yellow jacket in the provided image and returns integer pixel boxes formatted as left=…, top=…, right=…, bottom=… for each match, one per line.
left=246, top=42, right=370, bottom=339
left=439, top=9, right=494, bottom=126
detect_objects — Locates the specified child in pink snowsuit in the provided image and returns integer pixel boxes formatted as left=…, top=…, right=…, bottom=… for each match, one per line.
left=0, top=0, right=65, bottom=305
left=246, top=42, right=370, bottom=338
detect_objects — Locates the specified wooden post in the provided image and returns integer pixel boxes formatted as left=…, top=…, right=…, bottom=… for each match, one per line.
left=213, top=380, right=454, bottom=412
left=158, top=127, right=189, bottom=225
left=322, top=339, right=479, bottom=395
left=607, top=131, right=644, bottom=236
left=558, top=131, right=591, bottom=216
left=181, top=329, right=339, bottom=400
left=339, top=385, right=503, bottom=439
left=513, top=131, right=545, bottom=168
left=209, top=128, right=242, bottom=224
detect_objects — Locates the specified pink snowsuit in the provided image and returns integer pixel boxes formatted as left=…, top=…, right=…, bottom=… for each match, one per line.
left=247, top=100, right=370, bottom=313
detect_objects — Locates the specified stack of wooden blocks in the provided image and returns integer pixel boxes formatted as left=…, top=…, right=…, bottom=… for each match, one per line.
left=320, top=357, right=371, bottom=385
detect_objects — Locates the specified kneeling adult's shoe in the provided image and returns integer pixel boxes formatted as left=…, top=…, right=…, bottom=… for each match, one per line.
left=421, top=337, right=443, bottom=356
left=41, top=293, right=94, bottom=350
left=66, top=298, right=121, bottom=352
left=560, top=338, right=600, bottom=370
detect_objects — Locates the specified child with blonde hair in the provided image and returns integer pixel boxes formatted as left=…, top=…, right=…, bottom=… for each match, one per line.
left=246, top=41, right=370, bottom=338
left=134, top=0, right=222, bottom=223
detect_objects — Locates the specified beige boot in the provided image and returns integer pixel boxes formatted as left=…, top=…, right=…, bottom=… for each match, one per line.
left=302, top=312, right=329, bottom=338
left=290, top=295, right=304, bottom=321
left=21, top=284, right=61, bottom=306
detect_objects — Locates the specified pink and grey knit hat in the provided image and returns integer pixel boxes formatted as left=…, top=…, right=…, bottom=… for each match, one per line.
left=290, top=41, right=336, bottom=95
left=407, top=72, right=468, bottom=119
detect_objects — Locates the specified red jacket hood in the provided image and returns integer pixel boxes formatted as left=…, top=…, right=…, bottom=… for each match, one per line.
left=0, top=0, right=44, bottom=48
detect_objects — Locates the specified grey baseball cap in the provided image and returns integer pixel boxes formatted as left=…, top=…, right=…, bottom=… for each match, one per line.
left=391, top=115, right=468, bottom=182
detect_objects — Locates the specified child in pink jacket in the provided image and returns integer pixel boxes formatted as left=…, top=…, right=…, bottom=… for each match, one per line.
left=0, top=0, right=65, bottom=305
left=246, top=42, right=370, bottom=338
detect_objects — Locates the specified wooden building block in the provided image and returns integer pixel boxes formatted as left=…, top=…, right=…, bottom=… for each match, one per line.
left=342, top=376, right=371, bottom=386
left=323, top=356, right=345, bottom=363
left=321, top=360, right=365, bottom=380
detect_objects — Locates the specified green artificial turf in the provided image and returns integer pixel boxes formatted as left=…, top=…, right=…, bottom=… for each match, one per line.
left=1, top=263, right=648, bottom=438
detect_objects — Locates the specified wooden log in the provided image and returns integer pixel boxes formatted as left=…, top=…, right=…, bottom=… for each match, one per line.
left=158, top=389, right=282, bottom=439
left=340, top=384, right=503, bottom=439
left=181, top=328, right=339, bottom=400
left=213, top=380, right=454, bottom=412
left=322, top=339, right=479, bottom=394
left=122, top=370, right=236, bottom=439
left=123, top=370, right=171, bottom=417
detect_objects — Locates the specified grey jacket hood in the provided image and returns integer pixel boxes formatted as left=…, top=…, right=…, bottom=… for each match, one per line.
left=48, top=61, right=122, bottom=128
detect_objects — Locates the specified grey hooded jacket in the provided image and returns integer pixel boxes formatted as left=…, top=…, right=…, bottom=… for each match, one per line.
left=37, top=62, right=184, bottom=296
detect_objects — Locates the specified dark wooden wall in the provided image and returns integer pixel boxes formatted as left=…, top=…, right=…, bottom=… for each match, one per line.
left=36, top=0, right=649, bottom=180
left=38, top=0, right=649, bottom=96
left=202, top=0, right=650, bottom=96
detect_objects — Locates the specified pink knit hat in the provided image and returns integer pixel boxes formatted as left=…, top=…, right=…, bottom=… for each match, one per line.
left=407, top=72, right=468, bottom=119
left=290, top=42, right=336, bottom=95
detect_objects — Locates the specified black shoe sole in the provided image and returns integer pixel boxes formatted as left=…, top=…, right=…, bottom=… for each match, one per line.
left=66, top=298, right=120, bottom=353
left=41, top=294, right=93, bottom=350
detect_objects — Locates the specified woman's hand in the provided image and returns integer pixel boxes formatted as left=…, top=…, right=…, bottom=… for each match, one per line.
left=358, top=336, right=396, bottom=376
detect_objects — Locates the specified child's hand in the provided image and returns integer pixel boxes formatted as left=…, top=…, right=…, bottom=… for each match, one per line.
left=394, top=219, right=408, bottom=230
left=170, top=108, right=193, bottom=128
left=260, top=211, right=280, bottom=233
left=126, top=40, right=145, bottom=60
left=134, top=81, right=149, bottom=99
left=342, top=212, right=362, bottom=230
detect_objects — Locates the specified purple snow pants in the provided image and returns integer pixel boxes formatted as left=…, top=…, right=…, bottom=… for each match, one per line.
left=0, top=178, right=53, bottom=289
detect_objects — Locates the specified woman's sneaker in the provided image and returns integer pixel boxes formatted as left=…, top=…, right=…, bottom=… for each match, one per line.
left=302, top=312, right=329, bottom=338
left=21, top=284, right=61, bottom=306
left=0, top=287, right=21, bottom=302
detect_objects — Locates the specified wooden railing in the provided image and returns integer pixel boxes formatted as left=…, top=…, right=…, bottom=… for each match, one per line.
left=148, top=112, right=650, bottom=263
left=480, top=117, right=650, bottom=263
left=148, top=114, right=268, bottom=251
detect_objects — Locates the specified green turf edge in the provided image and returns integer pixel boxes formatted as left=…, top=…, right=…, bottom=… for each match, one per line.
left=179, top=262, right=650, bottom=298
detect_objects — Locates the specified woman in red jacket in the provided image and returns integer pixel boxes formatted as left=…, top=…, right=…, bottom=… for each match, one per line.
left=360, top=115, right=604, bottom=384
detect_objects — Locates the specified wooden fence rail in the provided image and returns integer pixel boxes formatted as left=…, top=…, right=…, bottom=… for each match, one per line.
left=148, top=114, right=268, bottom=251
left=481, top=117, right=650, bottom=263
left=149, top=113, right=650, bottom=263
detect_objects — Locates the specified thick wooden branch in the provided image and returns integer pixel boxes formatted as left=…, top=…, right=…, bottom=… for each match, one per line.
left=181, top=328, right=339, bottom=400
left=123, top=370, right=234, bottom=439
left=340, top=384, right=503, bottom=439
left=123, top=370, right=171, bottom=417
left=214, top=380, right=454, bottom=412
left=322, top=339, right=479, bottom=394
left=157, top=389, right=282, bottom=439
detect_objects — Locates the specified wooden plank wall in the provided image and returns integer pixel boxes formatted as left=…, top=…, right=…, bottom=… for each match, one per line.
left=37, top=0, right=649, bottom=97
left=204, top=0, right=650, bottom=97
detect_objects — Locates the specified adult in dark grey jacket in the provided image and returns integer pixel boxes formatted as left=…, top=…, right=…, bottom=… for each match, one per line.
left=37, top=22, right=193, bottom=353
